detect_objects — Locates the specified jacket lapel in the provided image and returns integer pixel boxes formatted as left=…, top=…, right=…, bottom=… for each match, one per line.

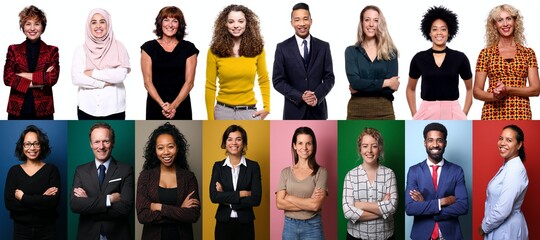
left=287, top=37, right=306, bottom=73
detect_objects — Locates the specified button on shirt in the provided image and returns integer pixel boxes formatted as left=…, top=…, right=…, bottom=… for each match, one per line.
left=295, top=35, right=311, bottom=59
left=95, top=158, right=112, bottom=207
left=223, top=156, right=247, bottom=218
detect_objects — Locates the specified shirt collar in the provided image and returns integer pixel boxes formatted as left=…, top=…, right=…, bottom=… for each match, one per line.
left=426, top=158, right=445, bottom=167
left=95, top=158, right=112, bottom=170
left=295, top=34, right=311, bottom=47
left=223, top=155, right=247, bottom=168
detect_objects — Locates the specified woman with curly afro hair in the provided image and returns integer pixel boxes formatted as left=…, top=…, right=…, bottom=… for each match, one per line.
left=473, top=4, right=540, bottom=120
left=406, top=6, right=473, bottom=120
left=136, top=122, right=200, bottom=240
left=205, top=4, right=270, bottom=120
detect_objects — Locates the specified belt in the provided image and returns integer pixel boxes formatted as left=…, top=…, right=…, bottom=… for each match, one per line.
left=217, top=102, right=256, bottom=110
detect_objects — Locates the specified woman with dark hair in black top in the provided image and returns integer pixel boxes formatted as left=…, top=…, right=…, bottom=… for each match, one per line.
left=4, top=125, right=60, bottom=240
left=406, top=6, right=473, bottom=120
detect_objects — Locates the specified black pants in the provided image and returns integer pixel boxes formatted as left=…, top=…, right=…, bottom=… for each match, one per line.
left=215, top=219, right=255, bottom=240
left=14, top=221, right=55, bottom=240
left=347, top=232, right=395, bottom=240
left=77, top=107, right=125, bottom=120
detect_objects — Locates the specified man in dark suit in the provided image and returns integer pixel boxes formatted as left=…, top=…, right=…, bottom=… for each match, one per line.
left=70, top=122, right=134, bottom=240
left=272, top=2, right=335, bottom=120
left=405, top=122, right=468, bottom=240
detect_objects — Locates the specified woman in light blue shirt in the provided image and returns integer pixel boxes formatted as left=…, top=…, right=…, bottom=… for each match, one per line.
left=480, top=125, right=528, bottom=240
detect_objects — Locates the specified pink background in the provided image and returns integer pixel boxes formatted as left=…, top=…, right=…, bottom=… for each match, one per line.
left=269, top=120, right=338, bottom=239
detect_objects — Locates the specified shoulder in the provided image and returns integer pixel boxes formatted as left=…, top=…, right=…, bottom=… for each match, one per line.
left=443, top=160, right=464, bottom=172
left=245, top=158, right=260, bottom=167
left=519, top=45, right=536, bottom=55
left=177, top=167, right=196, bottom=178
left=141, top=39, right=157, bottom=49
left=316, top=166, right=328, bottom=175
left=379, top=165, right=395, bottom=174
left=345, top=45, right=359, bottom=54
left=113, top=160, right=134, bottom=171
left=280, top=166, right=292, bottom=176
left=408, top=161, right=425, bottom=172
left=7, top=164, right=21, bottom=174
left=277, top=36, right=295, bottom=47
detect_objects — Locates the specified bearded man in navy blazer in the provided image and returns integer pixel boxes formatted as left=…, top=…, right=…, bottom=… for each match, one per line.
left=272, top=2, right=335, bottom=120
left=70, top=123, right=134, bottom=240
left=405, top=122, right=468, bottom=240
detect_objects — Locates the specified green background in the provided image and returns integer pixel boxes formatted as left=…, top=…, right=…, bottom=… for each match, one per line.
left=337, top=120, right=405, bottom=240
left=66, top=120, right=135, bottom=240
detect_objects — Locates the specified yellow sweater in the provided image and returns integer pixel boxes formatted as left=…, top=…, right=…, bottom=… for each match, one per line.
left=205, top=48, right=271, bottom=120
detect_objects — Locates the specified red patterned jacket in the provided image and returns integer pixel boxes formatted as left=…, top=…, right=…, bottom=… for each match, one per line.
left=3, top=40, right=59, bottom=117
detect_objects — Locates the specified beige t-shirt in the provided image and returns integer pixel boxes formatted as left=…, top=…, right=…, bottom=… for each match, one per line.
left=277, top=166, right=328, bottom=220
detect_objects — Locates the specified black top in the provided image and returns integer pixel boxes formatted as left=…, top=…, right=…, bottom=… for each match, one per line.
left=141, top=40, right=199, bottom=120
left=4, top=163, right=60, bottom=224
left=22, top=39, right=41, bottom=114
left=409, top=47, right=472, bottom=101
left=158, top=187, right=180, bottom=240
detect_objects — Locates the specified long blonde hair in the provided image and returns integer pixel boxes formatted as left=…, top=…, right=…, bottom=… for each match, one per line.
left=484, top=4, right=525, bottom=47
left=355, top=5, right=398, bottom=61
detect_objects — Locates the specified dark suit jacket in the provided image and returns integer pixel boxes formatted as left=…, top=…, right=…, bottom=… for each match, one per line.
left=3, top=40, right=59, bottom=117
left=405, top=159, right=469, bottom=240
left=70, top=158, right=134, bottom=240
left=210, top=158, right=262, bottom=223
left=136, top=166, right=200, bottom=240
left=272, top=35, right=335, bottom=120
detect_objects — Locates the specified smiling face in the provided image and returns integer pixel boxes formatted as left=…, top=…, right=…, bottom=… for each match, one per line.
left=162, top=16, right=179, bottom=38
left=498, top=128, right=522, bottom=161
left=23, top=131, right=40, bottom=161
left=293, top=134, right=313, bottom=161
left=424, top=130, right=446, bottom=163
left=156, top=134, right=177, bottom=168
left=430, top=19, right=448, bottom=48
left=360, top=134, right=379, bottom=165
left=291, top=9, right=311, bottom=39
left=90, top=127, right=113, bottom=163
left=226, top=131, right=244, bottom=156
left=495, top=10, right=515, bottom=37
left=23, top=18, right=43, bottom=41
left=90, top=13, right=108, bottom=38
left=362, top=9, right=379, bottom=39
left=227, top=11, right=246, bottom=39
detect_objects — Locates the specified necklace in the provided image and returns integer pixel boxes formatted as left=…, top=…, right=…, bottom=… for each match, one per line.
left=431, top=48, right=447, bottom=54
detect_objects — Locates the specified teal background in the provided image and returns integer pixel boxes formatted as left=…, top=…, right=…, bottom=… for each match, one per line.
left=337, top=120, right=405, bottom=240
left=66, top=120, right=135, bottom=240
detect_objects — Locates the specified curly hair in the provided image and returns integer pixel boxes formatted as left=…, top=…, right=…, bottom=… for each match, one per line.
left=420, top=6, right=459, bottom=42
left=291, top=127, right=320, bottom=176
left=357, top=127, right=384, bottom=163
left=15, top=125, right=51, bottom=161
left=210, top=4, right=264, bottom=58
left=221, top=125, right=248, bottom=156
left=484, top=4, right=525, bottom=47
left=143, top=122, right=190, bottom=171
left=19, top=5, right=47, bottom=33
left=356, top=5, right=398, bottom=61
left=153, top=6, right=187, bottom=41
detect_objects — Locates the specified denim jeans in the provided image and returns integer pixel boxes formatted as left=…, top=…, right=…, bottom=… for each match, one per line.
left=282, top=214, right=324, bottom=240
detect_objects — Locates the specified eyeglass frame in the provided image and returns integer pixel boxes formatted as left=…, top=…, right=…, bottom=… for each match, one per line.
left=23, top=141, right=41, bottom=149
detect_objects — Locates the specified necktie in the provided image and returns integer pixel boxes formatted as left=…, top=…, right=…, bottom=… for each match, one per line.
left=98, top=164, right=106, bottom=190
left=431, top=165, right=439, bottom=240
left=302, top=39, right=309, bottom=66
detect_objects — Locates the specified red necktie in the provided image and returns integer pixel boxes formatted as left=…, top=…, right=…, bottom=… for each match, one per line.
left=431, top=165, right=439, bottom=240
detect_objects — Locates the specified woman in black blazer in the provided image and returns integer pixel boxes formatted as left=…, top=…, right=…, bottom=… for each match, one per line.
left=136, top=122, right=200, bottom=240
left=209, top=125, right=262, bottom=240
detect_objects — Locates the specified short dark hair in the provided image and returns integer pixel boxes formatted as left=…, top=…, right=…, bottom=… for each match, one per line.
left=154, top=6, right=187, bottom=41
left=503, top=125, right=526, bottom=162
left=143, top=122, right=190, bottom=170
left=423, top=122, right=448, bottom=141
left=291, top=2, right=310, bottom=18
left=420, top=6, right=459, bottom=42
left=221, top=125, right=248, bottom=155
left=89, top=122, right=115, bottom=145
left=19, top=5, right=47, bottom=33
left=15, top=125, right=51, bottom=161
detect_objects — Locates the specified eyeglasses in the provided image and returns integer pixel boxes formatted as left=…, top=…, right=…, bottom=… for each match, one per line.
left=23, top=141, right=41, bottom=149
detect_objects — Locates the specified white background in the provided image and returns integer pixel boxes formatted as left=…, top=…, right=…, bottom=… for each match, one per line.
left=1, top=0, right=538, bottom=120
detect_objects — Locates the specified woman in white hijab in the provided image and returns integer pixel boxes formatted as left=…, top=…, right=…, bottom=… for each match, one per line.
left=72, top=8, right=130, bottom=119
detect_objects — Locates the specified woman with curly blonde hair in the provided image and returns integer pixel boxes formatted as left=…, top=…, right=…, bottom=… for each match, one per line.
left=473, top=4, right=540, bottom=120
left=205, top=4, right=270, bottom=120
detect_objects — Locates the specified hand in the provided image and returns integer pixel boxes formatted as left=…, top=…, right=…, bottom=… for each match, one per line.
left=150, top=202, right=162, bottom=211
left=15, top=72, right=32, bottom=80
left=46, top=66, right=54, bottom=72
left=493, top=82, right=508, bottom=100
left=239, top=190, right=251, bottom=198
left=383, top=76, right=400, bottom=91
left=181, top=191, right=199, bottom=208
left=349, top=85, right=358, bottom=94
left=84, top=69, right=93, bottom=77
left=161, top=102, right=177, bottom=119
left=215, top=182, right=223, bottom=192
left=440, top=195, right=456, bottom=206
left=43, top=187, right=58, bottom=196
left=252, top=109, right=269, bottom=120
left=311, top=188, right=325, bottom=199
left=73, top=187, right=88, bottom=198
left=478, top=226, right=486, bottom=236
left=409, top=189, right=424, bottom=202
left=302, top=91, right=318, bottom=106
left=110, top=192, right=121, bottom=203
left=15, top=189, right=24, bottom=201
left=382, top=192, right=391, bottom=201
